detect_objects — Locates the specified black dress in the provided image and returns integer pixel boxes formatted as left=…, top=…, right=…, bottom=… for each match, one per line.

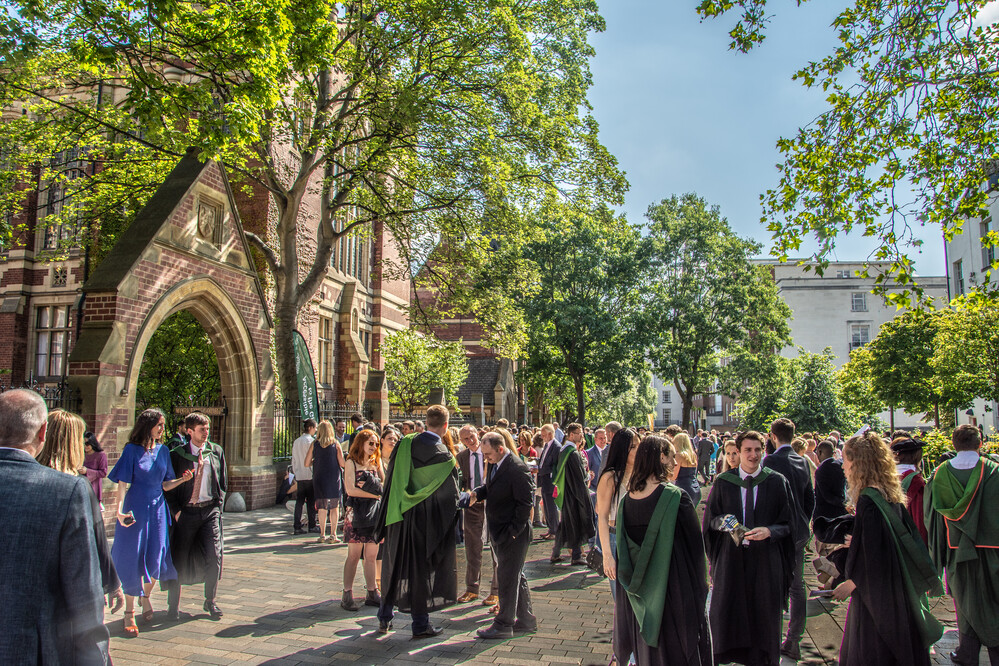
left=614, top=488, right=712, bottom=666
left=673, top=466, right=701, bottom=506
left=311, top=442, right=343, bottom=503
left=839, top=494, right=932, bottom=666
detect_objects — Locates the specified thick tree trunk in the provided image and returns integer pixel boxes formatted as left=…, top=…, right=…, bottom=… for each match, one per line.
left=273, top=298, right=300, bottom=402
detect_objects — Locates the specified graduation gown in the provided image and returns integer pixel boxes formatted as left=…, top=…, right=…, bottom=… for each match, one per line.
left=552, top=445, right=596, bottom=550
left=703, top=468, right=793, bottom=666
left=374, top=431, right=460, bottom=614
left=840, top=490, right=942, bottom=666
left=900, top=470, right=928, bottom=543
left=926, top=457, right=999, bottom=648
left=614, top=485, right=712, bottom=666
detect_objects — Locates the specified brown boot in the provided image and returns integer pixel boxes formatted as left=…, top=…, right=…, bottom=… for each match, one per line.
left=340, top=590, right=360, bottom=611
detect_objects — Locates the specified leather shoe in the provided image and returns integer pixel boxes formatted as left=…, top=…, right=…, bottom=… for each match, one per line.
left=477, top=625, right=514, bottom=639
left=481, top=595, right=499, bottom=606
left=411, top=625, right=444, bottom=639
left=512, top=621, right=537, bottom=634
left=377, top=621, right=392, bottom=634
left=458, top=591, right=479, bottom=603
left=308, top=526, right=321, bottom=533
left=293, top=528, right=306, bottom=535
left=550, top=556, right=563, bottom=564
left=780, top=643, right=801, bottom=661
left=570, top=558, right=587, bottom=566
left=166, top=608, right=180, bottom=622
left=950, top=652, right=974, bottom=666
left=203, top=600, right=223, bottom=620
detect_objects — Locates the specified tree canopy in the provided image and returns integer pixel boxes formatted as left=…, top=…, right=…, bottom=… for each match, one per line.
left=0, top=0, right=625, bottom=394
left=696, top=0, right=999, bottom=303
left=381, top=328, right=468, bottom=414
left=643, top=193, right=791, bottom=429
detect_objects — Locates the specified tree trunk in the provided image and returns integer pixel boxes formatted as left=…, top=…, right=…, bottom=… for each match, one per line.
left=571, top=372, right=586, bottom=427
left=889, top=405, right=895, bottom=433
left=934, top=402, right=940, bottom=429
left=273, top=298, right=300, bottom=402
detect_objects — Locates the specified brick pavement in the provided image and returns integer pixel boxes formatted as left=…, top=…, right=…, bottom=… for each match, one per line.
left=106, top=505, right=970, bottom=666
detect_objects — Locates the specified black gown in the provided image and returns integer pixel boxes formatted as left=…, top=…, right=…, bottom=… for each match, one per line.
left=375, top=432, right=460, bottom=614
left=839, top=494, right=932, bottom=666
left=614, top=489, right=712, bottom=666
left=703, top=469, right=793, bottom=666
left=555, top=446, right=596, bottom=551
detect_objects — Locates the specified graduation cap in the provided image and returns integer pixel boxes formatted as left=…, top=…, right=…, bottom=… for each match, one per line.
left=890, top=437, right=924, bottom=454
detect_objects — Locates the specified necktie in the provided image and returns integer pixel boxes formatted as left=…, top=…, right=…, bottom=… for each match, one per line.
left=472, top=452, right=482, bottom=487
left=744, top=479, right=755, bottom=529
left=490, top=463, right=497, bottom=482
left=189, top=450, right=206, bottom=505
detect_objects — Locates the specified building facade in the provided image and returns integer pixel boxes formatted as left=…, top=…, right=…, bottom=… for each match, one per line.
left=651, top=374, right=739, bottom=432
left=766, top=260, right=949, bottom=429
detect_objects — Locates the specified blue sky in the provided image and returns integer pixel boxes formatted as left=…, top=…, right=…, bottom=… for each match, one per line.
left=587, top=0, right=947, bottom=277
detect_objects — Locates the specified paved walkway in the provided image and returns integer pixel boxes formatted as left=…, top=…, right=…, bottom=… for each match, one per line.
left=106, top=504, right=968, bottom=666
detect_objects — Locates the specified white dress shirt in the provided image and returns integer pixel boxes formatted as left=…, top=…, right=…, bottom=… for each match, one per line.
left=738, top=466, right=762, bottom=524
left=189, top=442, right=213, bottom=503
left=951, top=450, right=981, bottom=470
left=291, top=434, right=314, bottom=481
left=469, top=449, right=486, bottom=487
left=896, top=463, right=918, bottom=475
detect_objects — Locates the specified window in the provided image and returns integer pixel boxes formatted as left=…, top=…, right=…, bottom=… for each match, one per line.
left=954, top=259, right=965, bottom=295
left=662, top=390, right=671, bottom=403
left=662, top=408, right=671, bottom=424
left=836, top=269, right=853, bottom=278
left=851, top=292, right=867, bottom=312
left=41, top=150, right=87, bottom=250
left=850, top=324, right=871, bottom=351
left=982, top=220, right=995, bottom=272
left=35, top=305, right=72, bottom=378
left=317, top=316, right=334, bottom=385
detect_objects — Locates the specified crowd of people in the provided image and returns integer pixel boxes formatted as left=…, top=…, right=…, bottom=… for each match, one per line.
left=2, top=385, right=998, bottom=666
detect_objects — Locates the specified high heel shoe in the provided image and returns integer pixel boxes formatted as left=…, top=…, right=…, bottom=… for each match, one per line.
left=123, top=611, right=139, bottom=637
left=139, top=597, right=155, bottom=623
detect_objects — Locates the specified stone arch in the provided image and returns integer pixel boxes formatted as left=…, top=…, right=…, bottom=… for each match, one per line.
left=123, top=276, right=259, bottom=465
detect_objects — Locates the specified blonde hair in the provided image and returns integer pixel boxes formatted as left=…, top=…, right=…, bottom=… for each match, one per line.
left=37, top=409, right=86, bottom=475
left=844, top=431, right=905, bottom=506
left=672, top=432, right=696, bottom=467
left=316, top=420, right=336, bottom=448
left=498, top=427, right=518, bottom=454
left=791, top=437, right=808, bottom=455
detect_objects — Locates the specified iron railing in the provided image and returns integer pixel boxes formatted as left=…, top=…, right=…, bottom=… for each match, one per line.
left=0, top=379, right=82, bottom=413
left=273, top=398, right=370, bottom=460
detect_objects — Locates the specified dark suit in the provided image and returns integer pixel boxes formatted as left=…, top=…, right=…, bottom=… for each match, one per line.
left=536, top=438, right=560, bottom=534
left=763, top=445, right=816, bottom=652
left=473, top=453, right=536, bottom=630
left=812, top=458, right=848, bottom=526
left=164, top=437, right=228, bottom=608
left=457, top=447, right=497, bottom=596
left=584, top=445, right=604, bottom=493
left=0, top=447, right=109, bottom=664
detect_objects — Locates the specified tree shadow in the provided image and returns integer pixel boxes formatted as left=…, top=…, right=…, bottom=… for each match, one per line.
left=530, top=569, right=600, bottom=592
left=215, top=599, right=349, bottom=638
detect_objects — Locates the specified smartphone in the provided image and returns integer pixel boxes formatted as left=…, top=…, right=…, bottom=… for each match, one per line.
left=122, top=512, right=136, bottom=526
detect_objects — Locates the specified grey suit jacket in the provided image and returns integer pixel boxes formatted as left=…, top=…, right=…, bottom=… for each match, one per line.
left=0, top=447, right=110, bottom=665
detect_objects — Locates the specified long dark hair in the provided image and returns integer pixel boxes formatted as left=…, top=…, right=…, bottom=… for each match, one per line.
left=629, top=435, right=671, bottom=493
left=129, top=408, right=166, bottom=448
left=601, top=428, right=638, bottom=496
left=84, top=431, right=103, bottom=453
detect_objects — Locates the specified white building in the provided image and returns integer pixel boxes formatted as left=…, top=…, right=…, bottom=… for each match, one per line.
left=945, top=188, right=999, bottom=434
left=766, top=260, right=950, bottom=429
left=651, top=374, right=737, bottom=432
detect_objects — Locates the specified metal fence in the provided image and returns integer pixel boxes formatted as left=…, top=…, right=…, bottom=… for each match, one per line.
left=273, top=398, right=369, bottom=460
left=0, top=379, right=82, bottom=413
left=387, top=409, right=475, bottom=427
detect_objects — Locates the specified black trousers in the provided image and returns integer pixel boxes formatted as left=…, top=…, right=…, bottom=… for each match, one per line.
left=955, top=623, right=999, bottom=666
left=294, top=479, right=317, bottom=530
left=493, top=523, right=535, bottom=630
left=540, top=481, right=558, bottom=535
left=167, top=504, right=222, bottom=608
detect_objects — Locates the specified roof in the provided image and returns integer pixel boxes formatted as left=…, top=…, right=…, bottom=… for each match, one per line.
left=457, top=357, right=500, bottom=406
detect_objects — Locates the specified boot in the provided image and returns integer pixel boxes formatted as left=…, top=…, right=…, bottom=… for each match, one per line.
left=364, top=589, right=381, bottom=607
left=340, top=590, right=360, bottom=611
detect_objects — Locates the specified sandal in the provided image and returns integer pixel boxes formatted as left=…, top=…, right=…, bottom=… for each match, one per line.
left=123, top=611, right=139, bottom=637
left=139, top=597, right=154, bottom=623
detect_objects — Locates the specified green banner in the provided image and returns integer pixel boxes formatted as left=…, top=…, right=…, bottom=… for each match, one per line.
left=292, top=329, right=320, bottom=424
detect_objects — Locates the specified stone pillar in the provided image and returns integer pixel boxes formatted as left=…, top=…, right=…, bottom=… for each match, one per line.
left=427, top=387, right=445, bottom=407
left=470, top=392, right=485, bottom=426
left=364, top=369, right=390, bottom=427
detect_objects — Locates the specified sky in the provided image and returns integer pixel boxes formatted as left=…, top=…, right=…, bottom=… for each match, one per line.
left=587, top=0, right=948, bottom=277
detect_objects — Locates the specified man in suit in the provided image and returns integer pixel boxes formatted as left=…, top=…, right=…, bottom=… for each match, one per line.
left=585, top=428, right=606, bottom=494
left=456, top=425, right=498, bottom=606
left=764, top=417, right=815, bottom=662
left=471, top=432, right=536, bottom=639
left=536, top=424, right=560, bottom=539
left=164, top=411, right=228, bottom=621
left=0, top=389, right=109, bottom=664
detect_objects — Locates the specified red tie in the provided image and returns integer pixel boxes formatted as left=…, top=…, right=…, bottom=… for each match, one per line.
left=189, top=450, right=205, bottom=505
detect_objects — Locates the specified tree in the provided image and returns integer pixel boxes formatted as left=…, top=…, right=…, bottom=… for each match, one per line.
left=381, top=329, right=468, bottom=414
left=933, top=293, right=999, bottom=407
left=731, top=353, right=794, bottom=431
left=135, top=311, right=222, bottom=417
left=0, top=0, right=626, bottom=396
left=837, top=346, right=887, bottom=426
left=644, top=193, right=791, bottom=429
left=860, top=309, right=973, bottom=427
left=696, top=0, right=999, bottom=303
left=588, top=364, right=658, bottom=429
left=518, top=204, right=648, bottom=425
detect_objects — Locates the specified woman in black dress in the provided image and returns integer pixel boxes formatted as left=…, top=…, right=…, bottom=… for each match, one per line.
left=833, top=431, right=942, bottom=666
left=304, top=420, right=346, bottom=544
left=341, top=429, right=383, bottom=611
left=668, top=432, right=701, bottom=506
left=613, top=435, right=712, bottom=666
